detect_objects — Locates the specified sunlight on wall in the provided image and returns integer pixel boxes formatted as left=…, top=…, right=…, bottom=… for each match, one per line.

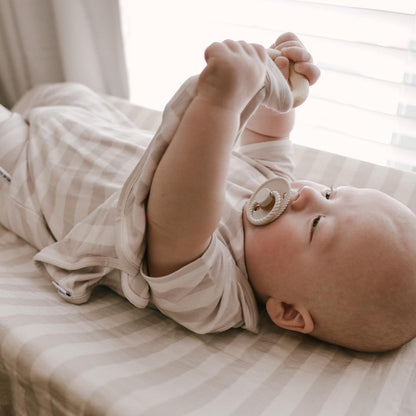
left=121, top=0, right=284, bottom=110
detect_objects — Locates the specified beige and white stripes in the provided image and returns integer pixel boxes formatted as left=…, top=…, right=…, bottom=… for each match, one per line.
left=1, top=216, right=416, bottom=414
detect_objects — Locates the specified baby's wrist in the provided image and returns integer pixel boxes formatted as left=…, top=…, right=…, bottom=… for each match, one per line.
left=247, top=106, right=295, bottom=139
left=193, top=92, right=244, bottom=116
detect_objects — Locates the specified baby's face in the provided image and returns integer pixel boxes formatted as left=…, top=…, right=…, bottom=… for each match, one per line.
left=243, top=180, right=415, bottom=303
left=244, top=180, right=416, bottom=350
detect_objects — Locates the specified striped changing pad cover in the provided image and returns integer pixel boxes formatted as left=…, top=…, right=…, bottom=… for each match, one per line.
left=0, top=97, right=415, bottom=416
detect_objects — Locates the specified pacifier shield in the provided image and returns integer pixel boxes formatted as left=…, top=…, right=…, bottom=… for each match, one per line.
left=247, top=177, right=290, bottom=225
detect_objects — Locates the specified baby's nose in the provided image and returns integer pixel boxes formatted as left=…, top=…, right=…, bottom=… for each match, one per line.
left=289, top=188, right=301, bottom=205
left=290, top=185, right=319, bottom=211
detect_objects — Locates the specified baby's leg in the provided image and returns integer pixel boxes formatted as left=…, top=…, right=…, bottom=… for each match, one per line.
left=14, top=83, right=133, bottom=127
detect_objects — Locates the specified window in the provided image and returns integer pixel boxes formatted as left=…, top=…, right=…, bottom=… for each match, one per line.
left=121, top=0, right=416, bottom=171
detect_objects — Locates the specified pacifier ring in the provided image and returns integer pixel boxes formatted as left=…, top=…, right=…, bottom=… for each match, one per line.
left=248, top=191, right=282, bottom=226
left=246, top=177, right=291, bottom=226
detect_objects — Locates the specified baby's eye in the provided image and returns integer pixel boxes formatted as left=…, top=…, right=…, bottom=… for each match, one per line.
left=312, top=216, right=321, bottom=229
left=310, top=215, right=321, bottom=241
left=324, top=185, right=334, bottom=199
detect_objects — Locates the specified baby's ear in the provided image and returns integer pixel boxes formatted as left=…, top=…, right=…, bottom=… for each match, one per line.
left=266, top=298, right=314, bottom=334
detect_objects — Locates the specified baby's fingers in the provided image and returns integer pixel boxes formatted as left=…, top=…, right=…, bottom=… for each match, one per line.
left=204, top=41, right=226, bottom=62
left=293, top=61, right=321, bottom=85
left=281, top=46, right=312, bottom=63
left=275, top=56, right=290, bottom=80
left=271, top=32, right=302, bottom=49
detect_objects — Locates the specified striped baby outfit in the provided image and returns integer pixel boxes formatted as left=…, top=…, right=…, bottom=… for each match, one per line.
left=0, top=52, right=294, bottom=333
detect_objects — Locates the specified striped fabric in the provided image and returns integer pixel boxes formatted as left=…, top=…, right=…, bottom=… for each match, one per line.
left=2, top=49, right=294, bottom=336
left=1, top=94, right=416, bottom=415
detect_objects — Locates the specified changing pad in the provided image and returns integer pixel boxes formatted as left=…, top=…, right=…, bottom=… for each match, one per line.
left=0, top=95, right=415, bottom=415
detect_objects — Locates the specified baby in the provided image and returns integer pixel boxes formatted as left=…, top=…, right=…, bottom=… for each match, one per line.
left=1, top=33, right=416, bottom=353
left=146, top=32, right=416, bottom=352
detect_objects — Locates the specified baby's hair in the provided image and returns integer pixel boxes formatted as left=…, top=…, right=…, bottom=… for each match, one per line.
left=310, top=264, right=416, bottom=352
left=312, top=305, right=415, bottom=352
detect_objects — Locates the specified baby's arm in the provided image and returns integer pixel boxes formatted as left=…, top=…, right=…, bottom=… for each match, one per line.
left=241, top=33, right=320, bottom=145
left=146, top=40, right=267, bottom=277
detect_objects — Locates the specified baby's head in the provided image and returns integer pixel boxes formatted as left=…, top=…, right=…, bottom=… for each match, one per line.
left=243, top=180, right=416, bottom=352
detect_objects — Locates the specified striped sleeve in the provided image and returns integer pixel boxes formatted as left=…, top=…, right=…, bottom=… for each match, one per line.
left=141, top=235, right=259, bottom=334
left=237, top=138, right=295, bottom=181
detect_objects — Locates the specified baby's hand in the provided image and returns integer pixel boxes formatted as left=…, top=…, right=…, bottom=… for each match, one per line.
left=197, top=40, right=267, bottom=113
left=270, top=32, right=320, bottom=87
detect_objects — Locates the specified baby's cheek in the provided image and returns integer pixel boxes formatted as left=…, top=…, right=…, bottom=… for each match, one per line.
left=260, top=218, right=296, bottom=261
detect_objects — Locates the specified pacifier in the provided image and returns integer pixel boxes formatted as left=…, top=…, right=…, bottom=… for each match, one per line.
left=246, top=177, right=291, bottom=226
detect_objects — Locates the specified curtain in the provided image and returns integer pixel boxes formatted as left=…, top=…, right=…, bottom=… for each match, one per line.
left=0, top=0, right=129, bottom=109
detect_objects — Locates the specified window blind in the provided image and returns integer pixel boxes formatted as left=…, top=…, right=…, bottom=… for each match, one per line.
left=280, top=0, right=416, bottom=171
left=121, top=0, right=416, bottom=171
